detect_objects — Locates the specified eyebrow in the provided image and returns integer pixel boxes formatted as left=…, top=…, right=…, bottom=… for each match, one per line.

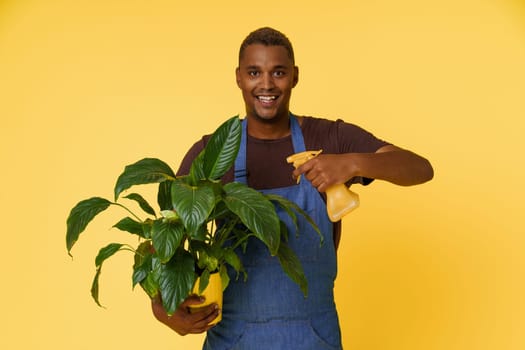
left=244, top=65, right=290, bottom=70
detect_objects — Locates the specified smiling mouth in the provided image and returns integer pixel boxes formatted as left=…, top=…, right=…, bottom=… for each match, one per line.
left=257, top=95, right=278, bottom=102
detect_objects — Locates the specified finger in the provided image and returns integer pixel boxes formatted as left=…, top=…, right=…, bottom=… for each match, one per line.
left=306, top=168, right=322, bottom=184
left=188, top=303, right=219, bottom=323
left=190, top=306, right=220, bottom=331
left=296, top=159, right=314, bottom=176
left=317, top=182, right=328, bottom=193
left=309, top=175, right=329, bottom=192
left=180, top=294, right=206, bottom=307
left=188, top=322, right=216, bottom=335
left=191, top=321, right=218, bottom=334
left=202, top=304, right=220, bottom=324
left=292, top=166, right=305, bottom=179
left=182, top=305, right=219, bottom=334
left=163, top=304, right=216, bottom=334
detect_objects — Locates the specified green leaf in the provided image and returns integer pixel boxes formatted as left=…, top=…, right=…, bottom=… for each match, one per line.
left=191, top=225, right=208, bottom=241
left=140, top=272, right=160, bottom=299
left=195, top=246, right=209, bottom=270
left=277, top=241, right=308, bottom=297
left=134, top=240, right=152, bottom=266
left=114, top=158, right=176, bottom=200
left=124, top=193, right=156, bottom=217
left=203, top=116, right=241, bottom=180
left=207, top=199, right=231, bottom=221
left=265, top=194, right=299, bottom=236
left=198, top=269, right=210, bottom=294
left=202, top=250, right=218, bottom=272
left=113, top=217, right=145, bottom=237
left=133, top=241, right=153, bottom=288
left=192, top=242, right=218, bottom=272
left=142, top=219, right=153, bottom=239
left=160, top=209, right=179, bottom=220
left=171, top=179, right=215, bottom=234
left=95, top=243, right=125, bottom=267
left=91, top=243, right=125, bottom=307
left=91, top=268, right=103, bottom=307
left=159, top=249, right=195, bottom=315
left=219, top=264, right=230, bottom=290
left=151, top=219, right=185, bottom=263
left=280, top=221, right=290, bottom=242
left=188, top=151, right=206, bottom=185
left=266, top=193, right=323, bottom=244
left=223, top=248, right=244, bottom=281
left=157, top=181, right=172, bottom=211
left=140, top=255, right=161, bottom=299
left=132, top=257, right=150, bottom=287
left=223, top=182, right=280, bottom=255
left=66, top=197, right=112, bottom=255
left=223, top=248, right=242, bottom=273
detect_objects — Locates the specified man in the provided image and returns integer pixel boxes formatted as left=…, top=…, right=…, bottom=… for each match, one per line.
left=152, top=27, right=433, bottom=349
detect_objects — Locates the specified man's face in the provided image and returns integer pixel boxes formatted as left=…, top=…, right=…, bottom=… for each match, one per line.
left=236, top=44, right=298, bottom=124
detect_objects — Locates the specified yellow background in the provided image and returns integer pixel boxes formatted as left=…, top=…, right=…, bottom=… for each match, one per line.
left=1, top=0, right=524, bottom=349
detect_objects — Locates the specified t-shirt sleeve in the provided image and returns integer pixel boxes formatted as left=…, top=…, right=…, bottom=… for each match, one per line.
left=176, top=138, right=206, bottom=176
left=302, top=116, right=390, bottom=186
left=334, top=119, right=391, bottom=185
left=334, top=119, right=390, bottom=154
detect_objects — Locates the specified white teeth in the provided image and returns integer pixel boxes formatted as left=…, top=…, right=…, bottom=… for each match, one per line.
left=258, top=96, right=277, bottom=101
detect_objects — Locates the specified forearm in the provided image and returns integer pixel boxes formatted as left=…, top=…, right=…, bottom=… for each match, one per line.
left=349, top=146, right=433, bottom=186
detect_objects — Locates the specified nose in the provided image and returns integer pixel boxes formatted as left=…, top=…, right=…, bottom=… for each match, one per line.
left=261, top=72, right=275, bottom=90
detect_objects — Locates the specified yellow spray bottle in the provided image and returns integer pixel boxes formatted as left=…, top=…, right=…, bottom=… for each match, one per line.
left=286, top=150, right=360, bottom=222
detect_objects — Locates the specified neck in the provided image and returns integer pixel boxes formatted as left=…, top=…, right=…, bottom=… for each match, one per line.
left=246, top=113, right=292, bottom=140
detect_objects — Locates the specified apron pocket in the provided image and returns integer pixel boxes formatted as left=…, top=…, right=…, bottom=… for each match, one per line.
left=228, top=319, right=341, bottom=350
left=309, top=311, right=343, bottom=349
left=204, top=318, right=246, bottom=350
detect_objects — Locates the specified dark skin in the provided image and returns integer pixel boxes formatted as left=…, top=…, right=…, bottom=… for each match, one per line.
left=151, top=294, right=219, bottom=335
left=151, top=43, right=433, bottom=335
left=235, top=44, right=298, bottom=140
left=296, top=146, right=434, bottom=192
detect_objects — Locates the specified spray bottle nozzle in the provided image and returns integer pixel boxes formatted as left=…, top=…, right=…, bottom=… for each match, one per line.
left=286, top=150, right=323, bottom=184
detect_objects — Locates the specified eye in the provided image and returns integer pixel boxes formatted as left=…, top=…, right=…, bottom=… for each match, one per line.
left=248, top=70, right=259, bottom=77
left=273, top=71, right=285, bottom=77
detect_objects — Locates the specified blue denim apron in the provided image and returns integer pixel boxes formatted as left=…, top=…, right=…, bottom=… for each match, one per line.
left=203, top=115, right=342, bottom=349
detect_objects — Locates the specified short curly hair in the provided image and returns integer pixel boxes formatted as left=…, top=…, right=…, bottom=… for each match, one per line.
left=239, top=27, right=295, bottom=64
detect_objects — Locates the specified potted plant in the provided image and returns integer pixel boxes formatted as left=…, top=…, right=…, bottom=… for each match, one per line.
left=66, top=116, right=321, bottom=322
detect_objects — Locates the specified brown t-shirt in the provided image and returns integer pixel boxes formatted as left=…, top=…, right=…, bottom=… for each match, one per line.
left=176, top=116, right=390, bottom=247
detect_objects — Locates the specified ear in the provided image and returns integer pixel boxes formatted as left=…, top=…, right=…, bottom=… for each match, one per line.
left=235, top=67, right=241, bottom=88
left=292, top=66, right=299, bottom=88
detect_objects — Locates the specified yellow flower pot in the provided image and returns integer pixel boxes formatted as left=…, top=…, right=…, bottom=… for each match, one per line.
left=188, top=272, right=223, bottom=325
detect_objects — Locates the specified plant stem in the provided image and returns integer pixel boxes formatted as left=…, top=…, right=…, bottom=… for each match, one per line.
left=121, top=244, right=139, bottom=254
left=113, top=202, right=143, bottom=222
left=230, top=233, right=256, bottom=250
left=215, top=217, right=240, bottom=247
